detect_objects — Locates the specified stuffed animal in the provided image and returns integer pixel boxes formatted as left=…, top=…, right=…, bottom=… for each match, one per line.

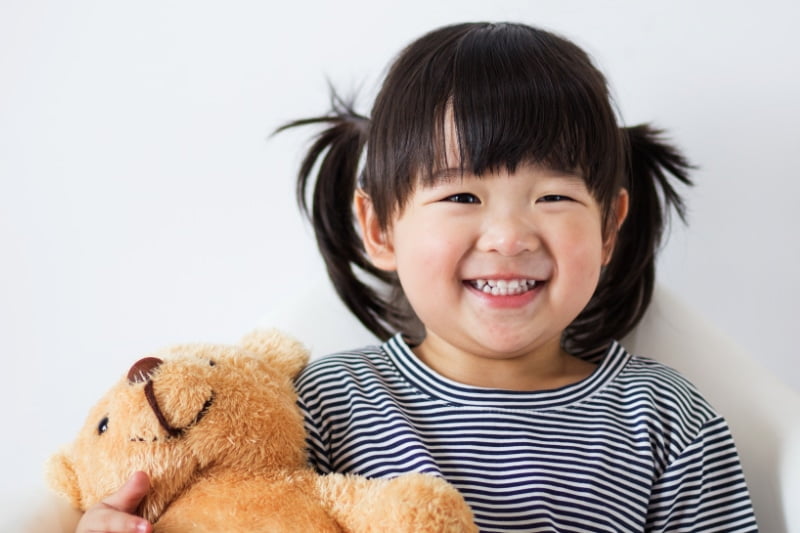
left=47, top=330, right=477, bottom=532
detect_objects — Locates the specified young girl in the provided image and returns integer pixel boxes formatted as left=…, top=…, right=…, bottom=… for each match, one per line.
left=287, top=21, right=758, bottom=532
left=76, top=21, right=757, bottom=533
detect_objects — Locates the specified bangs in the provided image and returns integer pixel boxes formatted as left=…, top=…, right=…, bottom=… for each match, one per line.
left=366, top=23, right=625, bottom=223
left=447, top=24, right=620, bottom=181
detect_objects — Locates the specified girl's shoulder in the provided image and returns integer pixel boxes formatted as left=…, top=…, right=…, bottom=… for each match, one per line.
left=294, top=342, right=389, bottom=391
left=605, top=345, right=721, bottom=425
left=617, top=349, right=707, bottom=400
left=585, top=341, right=707, bottom=401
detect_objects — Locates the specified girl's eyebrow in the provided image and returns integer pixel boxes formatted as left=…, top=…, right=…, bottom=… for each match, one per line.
left=424, top=167, right=469, bottom=186
left=542, top=166, right=584, bottom=179
left=550, top=173, right=587, bottom=187
left=431, top=167, right=465, bottom=180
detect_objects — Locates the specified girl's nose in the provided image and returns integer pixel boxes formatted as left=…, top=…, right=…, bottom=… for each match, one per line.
left=477, top=212, right=539, bottom=256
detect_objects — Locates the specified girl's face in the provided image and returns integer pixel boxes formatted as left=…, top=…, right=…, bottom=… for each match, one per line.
left=357, top=118, right=628, bottom=374
left=358, top=163, right=628, bottom=371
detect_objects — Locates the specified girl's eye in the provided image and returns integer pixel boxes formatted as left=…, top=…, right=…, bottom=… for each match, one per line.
left=538, top=194, right=572, bottom=203
left=444, top=193, right=480, bottom=204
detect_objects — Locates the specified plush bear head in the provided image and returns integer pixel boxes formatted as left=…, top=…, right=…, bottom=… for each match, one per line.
left=47, top=329, right=309, bottom=522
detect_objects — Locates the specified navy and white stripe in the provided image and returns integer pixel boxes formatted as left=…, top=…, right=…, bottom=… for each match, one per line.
left=295, top=334, right=757, bottom=532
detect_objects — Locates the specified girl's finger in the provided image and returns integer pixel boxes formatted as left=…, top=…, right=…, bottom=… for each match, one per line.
left=100, top=471, right=150, bottom=513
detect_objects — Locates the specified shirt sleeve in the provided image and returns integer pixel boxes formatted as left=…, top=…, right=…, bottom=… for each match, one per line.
left=295, top=380, right=333, bottom=474
left=646, top=416, right=758, bottom=532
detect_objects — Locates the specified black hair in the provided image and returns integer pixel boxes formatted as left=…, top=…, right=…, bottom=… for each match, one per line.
left=278, top=22, right=692, bottom=356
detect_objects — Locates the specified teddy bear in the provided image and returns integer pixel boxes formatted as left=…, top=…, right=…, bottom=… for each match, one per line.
left=47, top=329, right=477, bottom=532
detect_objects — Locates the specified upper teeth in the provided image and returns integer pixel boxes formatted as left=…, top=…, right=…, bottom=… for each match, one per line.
left=471, top=279, right=537, bottom=295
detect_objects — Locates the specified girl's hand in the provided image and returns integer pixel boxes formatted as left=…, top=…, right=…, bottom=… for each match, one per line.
left=75, top=471, right=153, bottom=533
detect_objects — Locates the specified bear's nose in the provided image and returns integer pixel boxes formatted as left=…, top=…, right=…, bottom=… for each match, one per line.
left=127, top=357, right=163, bottom=384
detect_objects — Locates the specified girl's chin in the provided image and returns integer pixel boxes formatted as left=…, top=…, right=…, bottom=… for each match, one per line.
left=463, top=330, right=561, bottom=358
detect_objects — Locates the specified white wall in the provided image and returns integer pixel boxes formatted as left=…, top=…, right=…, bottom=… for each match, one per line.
left=2, top=0, right=797, bottom=502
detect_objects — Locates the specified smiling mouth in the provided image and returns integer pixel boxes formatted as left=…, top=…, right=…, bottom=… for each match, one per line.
left=467, top=279, right=540, bottom=296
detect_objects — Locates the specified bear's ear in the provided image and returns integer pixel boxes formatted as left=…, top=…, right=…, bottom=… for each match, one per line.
left=239, top=329, right=310, bottom=379
left=46, top=451, right=82, bottom=508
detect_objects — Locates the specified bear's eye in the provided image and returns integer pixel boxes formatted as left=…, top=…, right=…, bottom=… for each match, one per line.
left=209, top=360, right=216, bottom=367
left=97, top=416, right=109, bottom=435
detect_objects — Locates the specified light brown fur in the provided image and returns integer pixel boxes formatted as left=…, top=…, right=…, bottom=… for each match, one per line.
left=47, top=329, right=477, bottom=532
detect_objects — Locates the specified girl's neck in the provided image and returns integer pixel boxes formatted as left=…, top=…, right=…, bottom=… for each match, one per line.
left=412, top=333, right=597, bottom=392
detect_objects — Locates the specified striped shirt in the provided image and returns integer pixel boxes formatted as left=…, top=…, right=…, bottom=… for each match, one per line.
left=295, top=334, right=758, bottom=532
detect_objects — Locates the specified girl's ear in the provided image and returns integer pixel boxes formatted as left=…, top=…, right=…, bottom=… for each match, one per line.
left=354, top=190, right=397, bottom=271
left=602, top=188, right=630, bottom=265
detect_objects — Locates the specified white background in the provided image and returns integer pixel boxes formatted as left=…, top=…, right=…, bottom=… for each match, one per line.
left=1, top=0, right=798, bottom=501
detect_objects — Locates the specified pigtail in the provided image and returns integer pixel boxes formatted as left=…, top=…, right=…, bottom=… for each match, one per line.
left=566, top=124, right=693, bottom=356
left=276, top=92, right=400, bottom=341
